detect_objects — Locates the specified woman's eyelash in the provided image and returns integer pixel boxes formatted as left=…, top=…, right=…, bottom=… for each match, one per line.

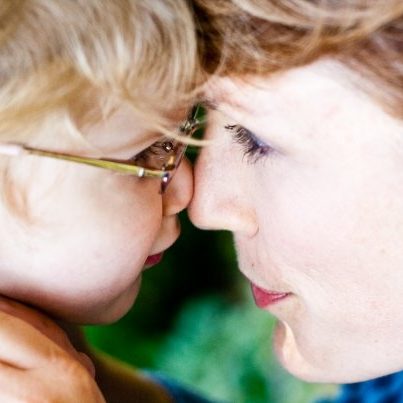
left=224, top=124, right=273, bottom=163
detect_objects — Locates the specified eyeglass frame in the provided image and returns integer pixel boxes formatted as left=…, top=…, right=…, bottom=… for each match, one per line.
left=0, top=106, right=202, bottom=194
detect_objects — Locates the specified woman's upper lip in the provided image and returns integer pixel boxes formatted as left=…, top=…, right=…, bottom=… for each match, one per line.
left=240, top=269, right=289, bottom=295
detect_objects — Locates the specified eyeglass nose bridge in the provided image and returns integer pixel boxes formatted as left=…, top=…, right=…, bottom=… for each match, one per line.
left=160, top=171, right=170, bottom=194
left=159, top=147, right=186, bottom=194
left=159, top=105, right=202, bottom=193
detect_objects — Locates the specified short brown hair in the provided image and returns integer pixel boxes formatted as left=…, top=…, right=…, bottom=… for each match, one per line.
left=194, top=0, right=403, bottom=115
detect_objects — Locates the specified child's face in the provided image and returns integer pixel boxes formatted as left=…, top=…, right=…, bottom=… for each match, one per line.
left=190, top=59, right=403, bottom=382
left=0, top=104, right=192, bottom=324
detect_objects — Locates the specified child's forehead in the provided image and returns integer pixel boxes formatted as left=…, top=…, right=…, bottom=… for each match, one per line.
left=79, top=101, right=189, bottom=158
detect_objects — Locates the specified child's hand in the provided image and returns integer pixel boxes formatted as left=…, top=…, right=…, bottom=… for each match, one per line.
left=0, top=296, right=105, bottom=402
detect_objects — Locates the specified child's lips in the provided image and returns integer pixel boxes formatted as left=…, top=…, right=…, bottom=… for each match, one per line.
left=144, top=252, right=164, bottom=268
left=251, top=283, right=290, bottom=308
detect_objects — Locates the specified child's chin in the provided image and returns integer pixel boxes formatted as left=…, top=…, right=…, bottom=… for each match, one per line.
left=88, top=279, right=142, bottom=324
left=67, top=304, right=132, bottom=325
left=86, top=296, right=140, bottom=325
left=41, top=279, right=142, bottom=325
left=60, top=291, right=140, bottom=325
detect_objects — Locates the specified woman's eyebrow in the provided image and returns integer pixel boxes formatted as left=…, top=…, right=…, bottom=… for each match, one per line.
left=200, top=98, right=218, bottom=110
left=201, top=96, right=257, bottom=116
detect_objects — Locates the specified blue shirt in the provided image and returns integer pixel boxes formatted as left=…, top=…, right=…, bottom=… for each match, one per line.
left=151, top=372, right=220, bottom=403
left=318, top=372, right=403, bottom=403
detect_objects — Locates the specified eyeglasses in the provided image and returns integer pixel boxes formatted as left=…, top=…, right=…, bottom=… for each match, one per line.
left=0, top=106, right=201, bottom=194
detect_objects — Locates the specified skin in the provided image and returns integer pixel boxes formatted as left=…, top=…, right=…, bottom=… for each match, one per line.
left=0, top=102, right=193, bottom=324
left=189, top=58, right=403, bottom=383
left=0, top=102, right=192, bottom=401
left=0, top=297, right=104, bottom=402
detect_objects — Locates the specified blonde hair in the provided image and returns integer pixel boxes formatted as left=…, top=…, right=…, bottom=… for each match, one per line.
left=0, top=0, right=202, bottom=219
left=0, top=0, right=201, bottom=139
left=194, top=0, right=403, bottom=116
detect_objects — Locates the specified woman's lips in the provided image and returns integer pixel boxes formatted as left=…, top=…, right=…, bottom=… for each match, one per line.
left=144, top=252, right=163, bottom=268
left=251, top=283, right=290, bottom=308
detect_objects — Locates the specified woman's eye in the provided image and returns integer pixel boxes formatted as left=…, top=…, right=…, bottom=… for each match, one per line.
left=225, top=124, right=273, bottom=163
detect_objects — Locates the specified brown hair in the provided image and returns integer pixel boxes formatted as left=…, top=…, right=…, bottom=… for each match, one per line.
left=193, top=0, right=403, bottom=115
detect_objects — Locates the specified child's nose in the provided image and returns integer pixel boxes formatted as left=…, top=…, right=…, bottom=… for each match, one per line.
left=162, top=157, right=193, bottom=216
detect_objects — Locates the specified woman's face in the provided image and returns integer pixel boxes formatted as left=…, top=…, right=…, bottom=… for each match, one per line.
left=190, top=59, right=403, bottom=383
left=0, top=103, right=192, bottom=324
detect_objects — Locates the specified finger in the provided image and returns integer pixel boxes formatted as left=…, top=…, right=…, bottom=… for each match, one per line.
left=0, top=297, right=95, bottom=376
left=0, top=296, right=71, bottom=349
left=0, top=361, right=28, bottom=403
left=0, top=309, right=68, bottom=370
left=0, top=360, right=104, bottom=403
left=78, top=352, right=96, bottom=378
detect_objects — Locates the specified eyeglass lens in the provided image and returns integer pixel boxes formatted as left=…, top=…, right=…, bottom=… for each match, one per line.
left=132, top=107, right=199, bottom=193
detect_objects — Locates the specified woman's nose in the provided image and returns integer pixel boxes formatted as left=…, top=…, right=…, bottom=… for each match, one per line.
left=162, top=157, right=193, bottom=216
left=188, top=142, right=258, bottom=236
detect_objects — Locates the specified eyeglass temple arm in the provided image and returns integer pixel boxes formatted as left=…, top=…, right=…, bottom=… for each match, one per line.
left=0, top=143, right=168, bottom=178
left=0, top=105, right=202, bottom=177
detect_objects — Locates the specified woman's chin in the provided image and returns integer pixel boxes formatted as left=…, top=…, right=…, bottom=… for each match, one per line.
left=273, top=321, right=382, bottom=384
left=273, top=321, right=330, bottom=383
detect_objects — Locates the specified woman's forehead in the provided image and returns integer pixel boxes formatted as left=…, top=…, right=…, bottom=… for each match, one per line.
left=203, top=60, right=358, bottom=117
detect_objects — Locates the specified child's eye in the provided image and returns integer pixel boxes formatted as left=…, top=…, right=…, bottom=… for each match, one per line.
left=131, top=138, right=175, bottom=169
left=136, top=139, right=174, bottom=158
left=224, top=124, right=273, bottom=163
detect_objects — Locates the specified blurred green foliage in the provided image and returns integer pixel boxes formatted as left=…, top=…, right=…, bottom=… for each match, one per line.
left=84, top=214, right=337, bottom=402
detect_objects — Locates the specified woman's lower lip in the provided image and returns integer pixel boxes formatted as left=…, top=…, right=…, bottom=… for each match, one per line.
left=144, top=252, right=163, bottom=268
left=251, top=283, right=290, bottom=308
